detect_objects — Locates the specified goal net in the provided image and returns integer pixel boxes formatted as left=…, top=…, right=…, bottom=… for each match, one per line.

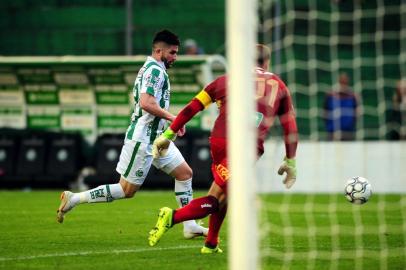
left=255, top=0, right=406, bottom=269
left=260, top=0, right=405, bottom=141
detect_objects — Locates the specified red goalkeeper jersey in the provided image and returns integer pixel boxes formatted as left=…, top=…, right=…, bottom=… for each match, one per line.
left=170, top=67, right=297, bottom=157
left=203, top=68, right=296, bottom=155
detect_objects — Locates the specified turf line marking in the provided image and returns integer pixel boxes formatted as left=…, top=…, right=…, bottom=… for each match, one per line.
left=0, top=244, right=204, bottom=262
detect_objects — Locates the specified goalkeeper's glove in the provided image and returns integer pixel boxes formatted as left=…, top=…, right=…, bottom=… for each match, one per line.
left=152, top=128, right=176, bottom=158
left=277, top=157, right=296, bottom=189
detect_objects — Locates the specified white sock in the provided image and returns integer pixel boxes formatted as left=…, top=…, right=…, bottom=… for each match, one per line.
left=174, top=178, right=197, bottom=228
left=71, top=184, right=125, bottom=205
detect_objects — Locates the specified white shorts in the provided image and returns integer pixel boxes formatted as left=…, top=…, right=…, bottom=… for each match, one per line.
left=116, top=139, right=185, bottom=185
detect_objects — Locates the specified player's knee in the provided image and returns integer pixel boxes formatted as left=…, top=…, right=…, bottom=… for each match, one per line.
left=207, top=195, right=220, bottom=213
left=124, top=189, right=136, bottom=198
left=185, top=166, right=193, bottom=179
left=122, top=184, right=138, bottom=198
left=119, top=177, right=140, bottom=198
left=171, top=161, right=193, bottom=180
left=178, top=166, right=193, bottom=180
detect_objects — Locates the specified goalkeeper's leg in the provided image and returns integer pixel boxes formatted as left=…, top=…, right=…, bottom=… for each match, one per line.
left=200, top=183, right=227, bottom=253
left=148, top=195, right=220, bottom=246
left=149, top=182, right=226, bottom=247
left=159, top=150, right=209, bottom=239
left=205, top=200, right=227, bottom=250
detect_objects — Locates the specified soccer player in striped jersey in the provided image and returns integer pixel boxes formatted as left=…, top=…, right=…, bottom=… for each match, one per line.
left=57, top=30, right=208, bottom=239
left=148, top=44, right=298, bottom=253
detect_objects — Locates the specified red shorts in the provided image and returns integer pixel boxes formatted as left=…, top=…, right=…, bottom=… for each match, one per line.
left=209, top=137, right=229, bottom=193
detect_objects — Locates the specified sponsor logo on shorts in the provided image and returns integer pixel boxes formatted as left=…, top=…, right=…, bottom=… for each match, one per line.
left=215, top=164, right=229, bottom=181
left=135, top=169, right=144, bottom=177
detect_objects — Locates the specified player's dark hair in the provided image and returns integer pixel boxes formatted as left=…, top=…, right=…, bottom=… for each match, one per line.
left=153, top=29, right=180, bottom=46
left=256, top=44, right=271, bottom=66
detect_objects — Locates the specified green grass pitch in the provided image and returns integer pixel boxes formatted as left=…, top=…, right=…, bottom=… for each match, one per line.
left=0, top=191, right=405, bottom=270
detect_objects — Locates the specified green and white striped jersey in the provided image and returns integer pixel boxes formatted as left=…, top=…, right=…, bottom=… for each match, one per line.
left=125, top=56, right=171, bottom=144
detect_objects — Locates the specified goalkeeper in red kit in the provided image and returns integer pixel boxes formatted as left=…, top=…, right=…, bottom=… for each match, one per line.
left=148, top=44, right=298, bottom=253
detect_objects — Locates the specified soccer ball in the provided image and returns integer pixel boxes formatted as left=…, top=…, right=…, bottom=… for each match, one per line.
left=344, top=176, right=372, bottom=204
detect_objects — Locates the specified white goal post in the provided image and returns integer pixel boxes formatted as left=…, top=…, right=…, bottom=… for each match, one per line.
left=227, top=0, right=258, bottom=269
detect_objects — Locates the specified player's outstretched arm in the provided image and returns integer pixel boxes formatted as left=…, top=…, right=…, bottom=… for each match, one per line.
left=152, top=98, right=205, bottom=158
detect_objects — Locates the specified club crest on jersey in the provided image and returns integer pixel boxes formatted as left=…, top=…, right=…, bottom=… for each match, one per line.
left=215, top=164, right=229, bottom=181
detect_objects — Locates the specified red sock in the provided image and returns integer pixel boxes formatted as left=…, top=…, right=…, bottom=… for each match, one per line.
left=205, top=204, right=227, bottom=248
left=173, top=195, right=219, bottom=224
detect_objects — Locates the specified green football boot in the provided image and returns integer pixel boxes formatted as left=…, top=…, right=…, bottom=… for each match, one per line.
left=200, top=245, right=223, bottom=254
left=148, top=207, right=173, bottom=246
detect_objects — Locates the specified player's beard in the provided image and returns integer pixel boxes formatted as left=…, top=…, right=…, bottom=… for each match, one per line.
left=161, top=56, right=174, bottom=69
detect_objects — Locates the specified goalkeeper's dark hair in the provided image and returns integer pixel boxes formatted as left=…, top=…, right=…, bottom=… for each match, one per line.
left=256, top=44, right=271, bottom=66
left=152, top=29, right=180, bottom=47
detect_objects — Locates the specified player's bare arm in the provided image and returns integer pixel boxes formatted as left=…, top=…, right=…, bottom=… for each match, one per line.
left=280, top=111, right=298, bottom=159
left=277, top=92, right=298, bottom=189
left=139, top=92, right=175, bottom=122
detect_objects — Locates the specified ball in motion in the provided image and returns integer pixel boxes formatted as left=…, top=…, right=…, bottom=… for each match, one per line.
left=344, top=176, right=372, bottom=204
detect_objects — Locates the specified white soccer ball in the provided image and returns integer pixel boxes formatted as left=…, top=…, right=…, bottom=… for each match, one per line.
left=344, top=176, right=372, bottom=204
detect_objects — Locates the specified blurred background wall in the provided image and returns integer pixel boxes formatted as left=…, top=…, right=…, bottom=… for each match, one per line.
left=0, top=0, right=225, bottom=56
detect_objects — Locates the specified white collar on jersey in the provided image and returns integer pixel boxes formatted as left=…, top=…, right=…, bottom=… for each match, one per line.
left=147, top=56, right=166, bottom=70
